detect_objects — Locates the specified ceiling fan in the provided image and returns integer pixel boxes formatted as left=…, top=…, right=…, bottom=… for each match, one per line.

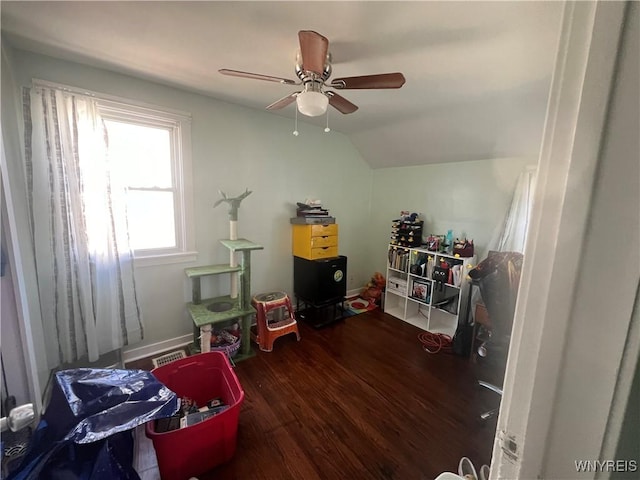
left=219, top=30, right=406, bottom=117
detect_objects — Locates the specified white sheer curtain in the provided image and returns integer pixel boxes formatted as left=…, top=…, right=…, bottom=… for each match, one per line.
left=469, top=166, right=537, bottom=322
left=24, top=86, right=143, bottom=367
left=493, top=166, right=537, bottom=253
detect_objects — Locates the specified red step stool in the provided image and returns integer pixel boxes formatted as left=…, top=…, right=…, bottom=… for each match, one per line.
left=250, top=292, right=300, bottom=352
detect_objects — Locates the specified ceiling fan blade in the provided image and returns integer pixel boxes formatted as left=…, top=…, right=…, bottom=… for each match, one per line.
left=327, top=92, right=358, bottom=114
left=330, top=73, right=406, bottom=90
left=298, top=30, right=329, bottom=75
left=219, top=69, right=297, bottom=85
left=266, top=92, right=299, bottom=110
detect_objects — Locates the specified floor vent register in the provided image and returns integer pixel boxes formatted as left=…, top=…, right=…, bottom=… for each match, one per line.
left=151, top=350, right=187, bottom=368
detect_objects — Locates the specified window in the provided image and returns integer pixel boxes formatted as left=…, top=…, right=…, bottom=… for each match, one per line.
left=97, top=98, right=195, bottom=265
left=31, top=79, right=195, bottom=265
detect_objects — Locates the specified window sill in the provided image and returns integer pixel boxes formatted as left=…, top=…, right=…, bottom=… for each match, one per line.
left=134, top=251, right=198, bottom=268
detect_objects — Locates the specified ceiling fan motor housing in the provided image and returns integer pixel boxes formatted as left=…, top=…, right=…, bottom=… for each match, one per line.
left=295, top=51, right=332, bottom=86
left=302, top=78, right=324, bottom=94
left=219, top=30, right=405, bottom=116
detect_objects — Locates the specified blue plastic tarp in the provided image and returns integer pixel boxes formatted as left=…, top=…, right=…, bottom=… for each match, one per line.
left=8, top=368, right=179, bottom=480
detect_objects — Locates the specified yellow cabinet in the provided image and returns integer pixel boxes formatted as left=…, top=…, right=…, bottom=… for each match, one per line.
left=292, top=224, right=339, bottom=260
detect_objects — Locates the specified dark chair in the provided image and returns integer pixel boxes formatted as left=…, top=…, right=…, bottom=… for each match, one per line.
left=469, top=251, right=523, bottom=420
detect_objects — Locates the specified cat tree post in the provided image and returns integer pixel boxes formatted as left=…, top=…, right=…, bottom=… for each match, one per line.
left=229, top=220, right=238, bottom=298
left=214, top=189, right=252, bottom=299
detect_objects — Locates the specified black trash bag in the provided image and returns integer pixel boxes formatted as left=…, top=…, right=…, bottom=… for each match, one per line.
left=452, top=319, right=474, bottom=356
left=8, top=368, right=179, bottom=480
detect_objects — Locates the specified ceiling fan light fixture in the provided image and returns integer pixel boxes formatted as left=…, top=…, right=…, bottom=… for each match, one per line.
left=220, top=30, right=406, bottom=118
left=296, top=91, right=328, bottom=117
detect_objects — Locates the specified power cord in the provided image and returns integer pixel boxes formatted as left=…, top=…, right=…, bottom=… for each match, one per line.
left=417, top=306, right=453, bottom=353
left=418, top=331, right=453, bottom=354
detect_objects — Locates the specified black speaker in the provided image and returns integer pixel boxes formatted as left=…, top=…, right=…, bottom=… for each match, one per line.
left=294, top=255, right=347, bottom=304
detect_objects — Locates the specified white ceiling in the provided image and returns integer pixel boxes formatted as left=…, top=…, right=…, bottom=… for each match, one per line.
left=1, top=1, right=563, bottom=169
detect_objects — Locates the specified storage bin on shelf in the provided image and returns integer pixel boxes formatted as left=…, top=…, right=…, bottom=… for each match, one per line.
left=210, top=327, right=242, bottom=358
left=387, top=276, right=408, bottom=296
left=210, top=337, right=241, bottom=358
left=145, top=352, right=244, bottom=480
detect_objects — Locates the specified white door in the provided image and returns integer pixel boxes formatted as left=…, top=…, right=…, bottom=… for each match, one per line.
left=1, top=120, right=48, bottom=415
left=1, top=187, right=31, bottom=409
left=492, top=2, right=639, bottom=479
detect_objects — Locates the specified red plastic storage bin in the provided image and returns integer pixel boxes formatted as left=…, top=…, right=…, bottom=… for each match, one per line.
left=145, top=351, right=244, bottom=480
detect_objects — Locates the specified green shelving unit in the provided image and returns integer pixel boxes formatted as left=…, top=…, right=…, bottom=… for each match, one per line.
left=185, top=239, right=263, bottom=361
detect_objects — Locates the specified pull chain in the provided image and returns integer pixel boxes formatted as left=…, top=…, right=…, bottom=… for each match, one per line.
left=324, top=108, right=330, bottom=133
left=293, top=105, right=299, bottom=136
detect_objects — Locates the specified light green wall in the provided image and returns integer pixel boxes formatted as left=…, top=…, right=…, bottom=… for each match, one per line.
left=7, top=48, right=372, bottom=348
left=4, top=46, right=533, bottom=357
left=368, top=158, right=534, bottom=274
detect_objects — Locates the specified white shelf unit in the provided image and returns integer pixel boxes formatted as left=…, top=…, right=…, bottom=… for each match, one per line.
left=384, top=245, right=476, bottom=337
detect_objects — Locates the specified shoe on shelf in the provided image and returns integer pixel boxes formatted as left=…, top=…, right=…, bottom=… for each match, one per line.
left=479, top=465, right=490, bottom=480
left=458, top=457, right=478, bottom=480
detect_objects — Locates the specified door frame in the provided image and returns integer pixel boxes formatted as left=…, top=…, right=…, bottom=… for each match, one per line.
left=492, top=1, right=637, bottom=478
left=1, top=135, right=44, bottom=413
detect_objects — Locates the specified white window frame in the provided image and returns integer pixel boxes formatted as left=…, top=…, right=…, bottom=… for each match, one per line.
left=32, top=79, right=197, bottom=267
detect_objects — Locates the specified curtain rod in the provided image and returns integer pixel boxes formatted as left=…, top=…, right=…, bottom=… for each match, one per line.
left=31, top=78, right=192, bottom=121
left=32, top=78, right=98, bottom=97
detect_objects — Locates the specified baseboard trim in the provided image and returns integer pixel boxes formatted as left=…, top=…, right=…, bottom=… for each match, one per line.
left=123, top=334, right=193, bottom=364
left=346, top=288, right=361, bottom=298
left=124, top=291, right=362, bottom=362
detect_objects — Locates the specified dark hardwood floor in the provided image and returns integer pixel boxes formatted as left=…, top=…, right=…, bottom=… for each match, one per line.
left=128, top=309, right=502, bottom=480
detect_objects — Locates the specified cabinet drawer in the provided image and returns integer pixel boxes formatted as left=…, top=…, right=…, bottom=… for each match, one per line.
left=308, top=246, right=339, bottom=260
left=292, top=224, right=338, bottom=242
left=309, top=224, right=338, bottom=237
left=293, top=240, right=339, bottom=259
left=310, top=235, right=337, bottom=248
left=292, top=224, right=339, bottom=259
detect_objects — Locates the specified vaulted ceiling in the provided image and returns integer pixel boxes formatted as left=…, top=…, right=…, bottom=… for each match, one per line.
left=1, top=1, right=563, bottom=168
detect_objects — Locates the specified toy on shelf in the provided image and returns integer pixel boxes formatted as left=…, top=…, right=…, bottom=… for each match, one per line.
left=453, top=238, right=474, bottom=257
left=391, top=212, right=423, bottom=247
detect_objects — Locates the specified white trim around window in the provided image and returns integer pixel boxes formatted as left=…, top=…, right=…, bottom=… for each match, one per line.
left=32, top=79, right=197, bottom=267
